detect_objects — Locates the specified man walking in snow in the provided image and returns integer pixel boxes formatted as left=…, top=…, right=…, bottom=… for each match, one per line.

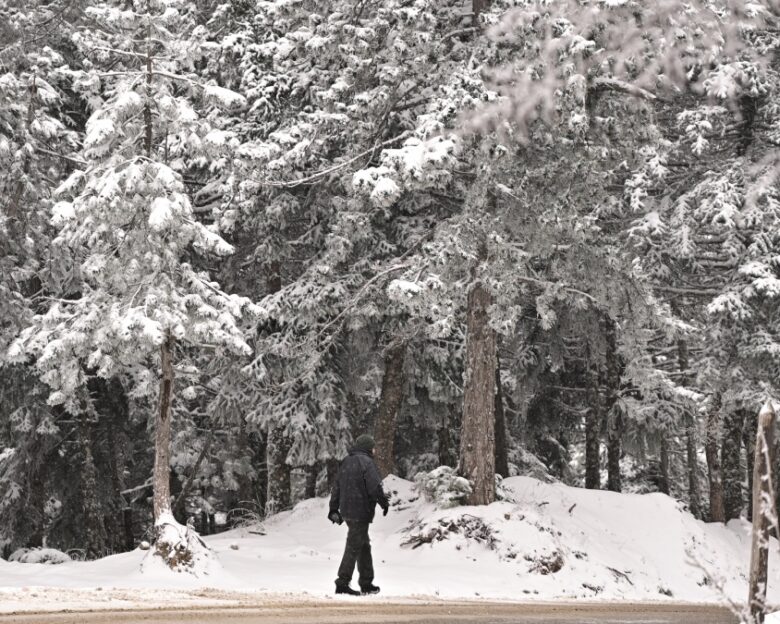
left=328, top=434, right=390, bottom=596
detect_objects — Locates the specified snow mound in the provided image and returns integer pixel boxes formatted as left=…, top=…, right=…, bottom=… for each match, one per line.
left=8, top=548, right=71, bottom=565
left=140, top=515, right=222, bottom=578
left=0, top=475, right=776, bottom=609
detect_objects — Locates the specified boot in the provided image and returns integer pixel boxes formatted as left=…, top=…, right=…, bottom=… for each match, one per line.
left=335, top=584, right=360, bottom=596
left=361, top=584, right=380, bottom=595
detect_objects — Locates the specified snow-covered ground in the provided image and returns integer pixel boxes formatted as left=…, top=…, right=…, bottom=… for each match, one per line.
left=0, top=475, right=777, bottom=613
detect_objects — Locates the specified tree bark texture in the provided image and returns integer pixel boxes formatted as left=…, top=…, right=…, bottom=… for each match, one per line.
left=374, top=341, right=406, bottom=478
left=326, top=458, right=340, bottom=492
left=677, top=340, right=702, bottom=518
left=686, top=411, right=703, bottom=519
left=722, top=409, right=747, bottom=521
left=706, top=394, right=726, bottom=523
left=153, top=334, right=175, bottom=523
left=494, top=364, right=510, bottom=479
left=744, top=412, right=758, bottom=522
left=304, top=464, right=318, bottom=499
left=459, top=282, right=496, bottom=506
left=78, top=410, right=109, bottom=559
left=603, top=316, right=622, bottom=493
left=266, top=424, right=292, bottom=515
left=748, top=403, right=777, bottom=623
left=437, top=407, right=457, bottom=468
left=585, top=341, right=601, bottom=490
left=658, top=435, right=671, bottom=495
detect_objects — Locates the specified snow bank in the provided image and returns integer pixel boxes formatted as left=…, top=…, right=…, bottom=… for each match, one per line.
left=8, top=548, right=70, bottom=565
left=0, top=475, right=776, bottom=612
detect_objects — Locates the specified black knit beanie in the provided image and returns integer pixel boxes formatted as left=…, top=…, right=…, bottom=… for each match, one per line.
left=354, top=434, right=375, bottom=452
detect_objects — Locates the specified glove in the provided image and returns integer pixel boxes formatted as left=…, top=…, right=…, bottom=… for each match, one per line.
left=380, top=502, right=389, bottom=517
left=328, top=510, right=343, bottom=525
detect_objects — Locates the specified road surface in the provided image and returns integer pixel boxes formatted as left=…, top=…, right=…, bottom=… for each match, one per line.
left=0, top=602, right=739, bottom=623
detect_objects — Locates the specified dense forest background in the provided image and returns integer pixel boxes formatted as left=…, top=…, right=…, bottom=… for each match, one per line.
left=1, top=0, right=780, bottom=562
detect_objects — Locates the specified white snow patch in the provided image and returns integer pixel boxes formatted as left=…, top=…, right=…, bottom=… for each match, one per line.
left=8, top=548, right=71, bottom=565
left=203, top=85, right=247, bottom=110
left=148, top=197, right=174, bottom=230
left=0, top=476, right=777, bottom=611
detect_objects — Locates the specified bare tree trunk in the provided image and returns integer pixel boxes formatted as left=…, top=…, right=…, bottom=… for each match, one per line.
left=744, top=411, right=758, bottom=522
left=677, top=340, right=702, bottom=518
left=439, top=411, right=456, bottom=468
left=706, top=394, right=726, bottom=523
left=686, top=411, right=703, bottom=518
left=153, top=334, right=175, bottom=522
left=266, top=424, right=291, bottom=515
left=78, top=409, right=109, bottom=559
left=494, top=364, right=510, bottom=479
left=262, top=259, right=289, bottom=515
left=326, top=458, right=340, bottom=492
left=459, top=281, right=496, bottom=506
left=748, top=402, right=777, bottom=624
left=374, top=341, right=406, bottom=478
left=254, top=430, right=268, bottom=512
left=722, top=409, right=747, bottom=521
left=26, top=461, right=45, bottom=549
left=603, top=316, right=622, bottom=493
left=304, top=464, right=318, bottom=499
left=658, top=434, right=671, bottom=495
left=585, top=342, right=601, bottom=490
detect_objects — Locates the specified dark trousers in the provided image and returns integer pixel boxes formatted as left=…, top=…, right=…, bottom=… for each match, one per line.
left=336, top=520, right=374, bottom=588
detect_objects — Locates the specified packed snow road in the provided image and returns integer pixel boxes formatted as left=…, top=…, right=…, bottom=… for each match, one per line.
left=0, top=603, right=738, bottom=623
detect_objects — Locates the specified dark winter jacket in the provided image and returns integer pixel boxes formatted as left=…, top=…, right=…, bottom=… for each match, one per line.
left=329, top=448, right=389, bottom=523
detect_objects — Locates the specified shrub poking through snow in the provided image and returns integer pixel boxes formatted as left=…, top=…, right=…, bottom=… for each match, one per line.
left=402, top=515, right=497, bottom=550
left=526, top=550, right=565, bottom=575
left=9, top=548, right=71, bottom=564
left=414, top=466, right=472, bottom=508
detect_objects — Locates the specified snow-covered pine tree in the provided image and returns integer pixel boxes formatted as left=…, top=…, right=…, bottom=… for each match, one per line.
left=626, top=11, right=780, bottom=520
left=8, top=0, right=259, bottom=570
left=0, top=0, right=89, bottom=555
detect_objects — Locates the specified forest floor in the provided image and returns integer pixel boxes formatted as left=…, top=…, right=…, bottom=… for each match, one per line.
left=0, top=602, right=739, bottom=624
left=0, top=476, right=778, bottom=614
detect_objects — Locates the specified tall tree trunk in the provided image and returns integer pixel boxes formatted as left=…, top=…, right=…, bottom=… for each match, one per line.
left=262, top=259, right=289, bottom=515
left=326, top=458, right=340, bottom=492
left=705, top=394, right=726, bottom=523
left=266, top=424, right=291, bottom=515
left=304, top=464, right=318, bottom=499
left=237, top=419, right=254, bottom=504
left=78, top=409, right=109, bottom=559
left=658, top=434, right=671, bottom=495
left=459, top=281, right=496, bottom=505
left=744, top=410, right=757, bottom=522
left=153, top=334, right=175, bottom=523
left=603, top=316, right=622, bottom=493
left=26, top=457, right=45, bottom=549
left=93, top=378, right=130, bottom=552
left=685, top=410, right=703, bottom=519
left=677, top=340, right=702, bottom=518
left=494, top=364, right=510, bottom=479
left=722, top=409, right=746, bottom=521
left=374, top=341, right=406, bottom=478
left=439, top=409, right=456, bottom=468
left=585, top=341, right=601, bottom=490
left=748, top=402, right=777, bottom=623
